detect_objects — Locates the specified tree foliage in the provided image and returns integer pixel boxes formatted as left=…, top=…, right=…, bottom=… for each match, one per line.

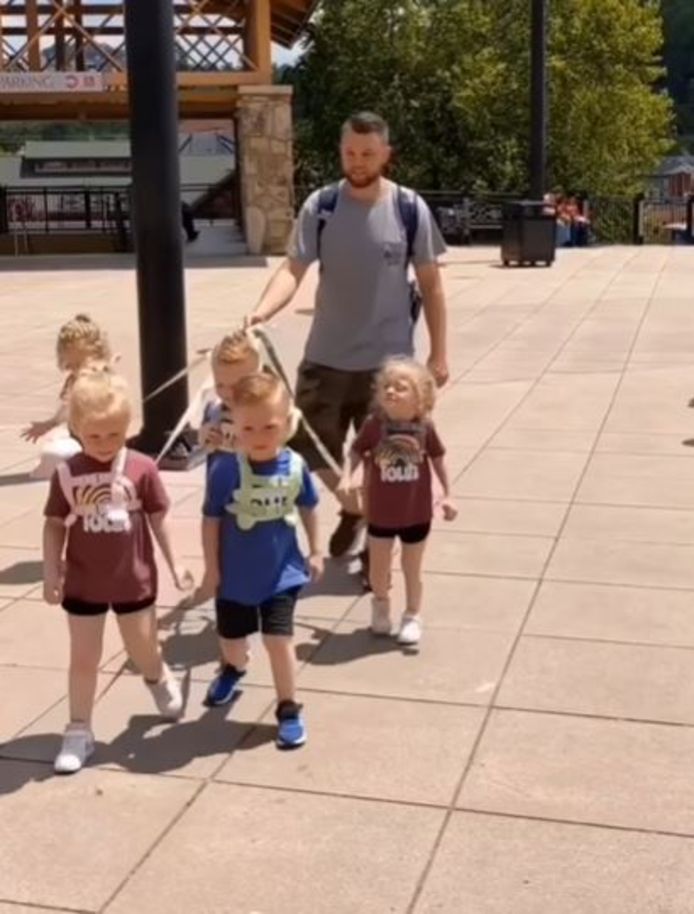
left=662, top=0, right=694, bottom=138
left=288, top=0, right=674, bottom=195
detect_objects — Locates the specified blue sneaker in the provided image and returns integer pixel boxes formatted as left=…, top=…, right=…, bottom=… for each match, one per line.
left=276, top=701, right=306, bottom=749
left=203, top=664, right=245, bottom=707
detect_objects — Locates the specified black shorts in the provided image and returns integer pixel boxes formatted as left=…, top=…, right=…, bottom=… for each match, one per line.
left=215, top=587, right=300, bottom=639
left=368, top=523, right=431, bottom=544
left=62, top=596, right=156, bottom=617
left=290, top=361, right=377, bottom=471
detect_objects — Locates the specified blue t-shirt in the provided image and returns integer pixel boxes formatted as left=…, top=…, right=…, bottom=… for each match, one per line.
left=203, top=448, right=319, bottom=605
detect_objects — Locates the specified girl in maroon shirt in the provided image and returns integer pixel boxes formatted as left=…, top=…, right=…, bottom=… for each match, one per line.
left=43, top=368, right=192, bottom=774
left=339, top=358, right=457, bottom=646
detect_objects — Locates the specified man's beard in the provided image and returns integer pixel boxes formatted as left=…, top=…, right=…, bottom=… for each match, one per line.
left=344, top=169, right=381, bottom=189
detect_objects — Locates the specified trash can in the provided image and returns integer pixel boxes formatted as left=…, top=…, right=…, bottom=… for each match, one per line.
left=501, top=199, right=556, bottom=267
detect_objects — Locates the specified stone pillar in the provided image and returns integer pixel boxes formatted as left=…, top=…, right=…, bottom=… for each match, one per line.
left=236, top=85, right=295, bottom=256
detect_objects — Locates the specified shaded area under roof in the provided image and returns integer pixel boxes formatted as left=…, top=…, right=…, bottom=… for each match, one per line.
left=269, top=0, right=319, bottom=48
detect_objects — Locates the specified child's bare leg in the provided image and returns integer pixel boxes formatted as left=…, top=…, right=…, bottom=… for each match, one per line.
left=400, top=541, right=427, bottom=616
left=368, top=535, right=394, bottom=634
left=67, top=614, right=106, bottom=724
left=117, top=606, right=163, bottom=682
left=219, top=636, right=250, bottom=672
left=263, top=635, right=296, bottom=704
left=368, top=535, right=394, bottom=599
left=119, top=606, right=183, bottom=719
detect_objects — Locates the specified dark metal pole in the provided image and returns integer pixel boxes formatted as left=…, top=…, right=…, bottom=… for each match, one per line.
left=530, top=0, right=548, bottom=199
left=124, top=0, right=188, bottom=452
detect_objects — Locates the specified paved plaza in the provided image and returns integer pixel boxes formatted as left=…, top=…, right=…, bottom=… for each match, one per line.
left=2, top=245, right=694, bottom=912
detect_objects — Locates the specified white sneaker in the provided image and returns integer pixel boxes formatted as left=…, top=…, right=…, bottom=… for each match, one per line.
left=397, top=615, right=422, bottom=646
left=146, top=665, right=183, bottom=720
left=54, top=723, right=94, bottom=775
left=370, top=597, right=392, bottom=636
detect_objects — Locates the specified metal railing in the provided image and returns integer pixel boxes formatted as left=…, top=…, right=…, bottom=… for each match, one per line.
left=296, top=183, right=694, bottom=247
left=0, top=185, right=130, bottom=251
left=0, top=177, right=242, bottom=253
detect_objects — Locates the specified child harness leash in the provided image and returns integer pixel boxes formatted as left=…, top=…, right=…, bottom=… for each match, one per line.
left=58, top=446, right=140, bottom=532
left=152, top=326, right=344, bottom=476
left=225, top=450, right=304, bottom=530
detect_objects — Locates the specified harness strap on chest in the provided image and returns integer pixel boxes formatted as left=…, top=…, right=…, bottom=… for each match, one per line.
left=57, top=447, right=140, bottom=530
left=227, top=451, right=303, bottom=530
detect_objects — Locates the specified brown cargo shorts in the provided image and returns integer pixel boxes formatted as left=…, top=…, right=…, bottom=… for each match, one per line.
left=289, top=360, right=377, bottom=471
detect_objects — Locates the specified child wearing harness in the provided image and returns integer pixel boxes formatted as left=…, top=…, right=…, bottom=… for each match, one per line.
left=43, top=368, right=193, bottom=774
left=22, top=313, right=112, bottom=445
left=199, top=373, right=323, bottom=748
left=199, top=330, right=262, bottom=464
left=339, top=358, right=457, bottom=646
left=198, top=329, right=306, bottom=707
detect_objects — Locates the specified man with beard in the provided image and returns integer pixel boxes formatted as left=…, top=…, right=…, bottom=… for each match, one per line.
left=245, top=111, right=448, bottom=560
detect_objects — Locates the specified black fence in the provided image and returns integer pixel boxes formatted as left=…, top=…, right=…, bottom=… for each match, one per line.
left=0, top=185, right=130, bottom=250
left=0, top=180, right=241, bottom=254
left=297, top=183, right=694, bottom=247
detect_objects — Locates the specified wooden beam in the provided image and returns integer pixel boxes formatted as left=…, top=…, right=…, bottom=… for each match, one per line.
left=244, top=0, right=271, bottom=81
left=0, top=24, right=242, bottom=38
left=107, top=70, right=267, bottom=89
left=25, top=0, right=41, bottom=69
left=54, top=1, right=66, bottom=70
left=0, top=86, right=244, bottom=120
left=72, top=0, right=84, bottom=70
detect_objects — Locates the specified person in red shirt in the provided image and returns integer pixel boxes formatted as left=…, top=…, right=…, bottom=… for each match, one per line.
left=339, top=358, right=457, bottom=646
left=43, top=367, right=193, bottom=774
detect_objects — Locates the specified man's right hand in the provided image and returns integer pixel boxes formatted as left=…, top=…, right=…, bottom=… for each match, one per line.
left=242, top=313, right=265, bottom=330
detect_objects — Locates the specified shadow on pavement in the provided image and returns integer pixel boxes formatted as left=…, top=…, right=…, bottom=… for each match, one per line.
left=295, top=621, right=402, bottom=666
left=0, top=695, right=277, bottom=792
left=0, top=560, right=43, bottom=586
left=0, top=471, right=37, bottom=488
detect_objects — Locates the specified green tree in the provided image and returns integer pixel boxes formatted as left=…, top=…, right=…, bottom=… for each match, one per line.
left=662, top=0, right=694, bottom=138
left=290, top=0, right=673, bottom=195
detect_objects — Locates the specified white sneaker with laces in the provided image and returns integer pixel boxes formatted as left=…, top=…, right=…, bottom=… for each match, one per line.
left=146, top=665, right=183, bottom=720
left=370, top=597, right=392, bottom=635
left=397, top=614, right=422, bottom=646
left=54, top=723, right=94, bottom=775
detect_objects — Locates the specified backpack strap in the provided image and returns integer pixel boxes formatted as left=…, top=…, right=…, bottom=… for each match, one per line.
left=316, top=183, right=340, bottom=266
left=396, top=186, right=420, bottom=264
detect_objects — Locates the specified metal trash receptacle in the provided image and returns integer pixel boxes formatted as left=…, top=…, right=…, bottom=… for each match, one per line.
left=501, top=199, right=556, bottom=267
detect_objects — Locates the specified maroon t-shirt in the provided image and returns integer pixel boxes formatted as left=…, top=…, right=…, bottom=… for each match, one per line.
left=353, top=414, right=445, bottom=529
left=44, top=450, right=170, bottom=604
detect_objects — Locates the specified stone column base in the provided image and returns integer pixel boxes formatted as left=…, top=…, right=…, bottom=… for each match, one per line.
left=236, top=85, right=295, bottom=256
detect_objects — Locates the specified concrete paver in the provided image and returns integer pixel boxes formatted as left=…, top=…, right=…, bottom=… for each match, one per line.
left=0, top=762, right=198, bottom=911
left=413, top=812, right=694, bottom=914
left=105, top=784, right=446, bottom=914
left=2, top=246, right=694, bottom=911
left=526, top=580, right=694, bottom=646
left=460, top=709, right=694, bottom=834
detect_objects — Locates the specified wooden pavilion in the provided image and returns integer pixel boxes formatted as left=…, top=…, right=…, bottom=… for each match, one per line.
left=0, top=0, right=317, bottom=252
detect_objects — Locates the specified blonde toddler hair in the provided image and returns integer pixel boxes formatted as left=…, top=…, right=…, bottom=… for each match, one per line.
left=56, top=313, right=111, bottom=369
left=231, top=372, right=290, bottom=412
left=212, top=329, right=261, bottom=368
left=376, top=357, right=437, bottom=418
left=68, top=365, right=131, bottom=431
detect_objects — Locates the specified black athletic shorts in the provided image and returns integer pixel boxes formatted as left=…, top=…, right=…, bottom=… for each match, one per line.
left=62, top=595, right=156, bottom=616
left=215, top=587, right=300, bottom=639
left=367, top=522, right=431, bottom=544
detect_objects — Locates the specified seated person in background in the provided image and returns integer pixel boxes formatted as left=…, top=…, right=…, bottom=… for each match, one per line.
left=561, top=195, right=591, bottom=247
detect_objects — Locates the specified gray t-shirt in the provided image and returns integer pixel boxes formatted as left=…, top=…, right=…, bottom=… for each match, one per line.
left=288, top=181, right=446, bottom=372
